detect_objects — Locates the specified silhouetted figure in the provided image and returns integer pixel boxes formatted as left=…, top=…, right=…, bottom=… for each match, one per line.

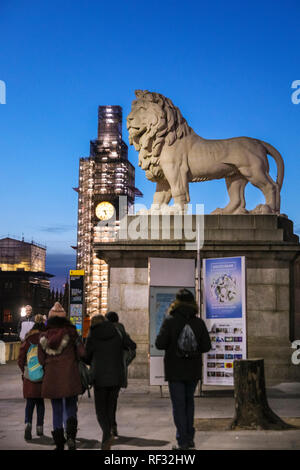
left=156, top=289, right=211, bottom=450
left=85, top=314, right=136, bottom=450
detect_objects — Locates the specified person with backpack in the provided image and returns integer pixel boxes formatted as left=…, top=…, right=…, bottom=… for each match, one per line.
left=17, top=314, right=46, bottom=441
left=84, top=314, right=136, bottom=450
left=106, top=311, right=136, bottom=437
left=155, top=288, right=211, bottom=450
left=38, top=302, right=85, bottom=451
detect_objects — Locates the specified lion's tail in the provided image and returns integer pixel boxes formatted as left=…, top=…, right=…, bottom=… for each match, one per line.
left=260, top=140, right=284, bottom=213
left=260, top=140, right=284, bottom=190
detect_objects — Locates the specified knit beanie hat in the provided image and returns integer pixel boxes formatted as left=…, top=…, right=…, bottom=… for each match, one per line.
left=48, top=302, right=66, bottom=318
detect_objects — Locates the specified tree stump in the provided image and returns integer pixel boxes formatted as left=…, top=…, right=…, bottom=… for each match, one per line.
left=230, top=359, right=293, bottom=430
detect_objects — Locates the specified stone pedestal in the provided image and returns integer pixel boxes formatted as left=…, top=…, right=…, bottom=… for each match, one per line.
left=94, top=215, right=300, bottom=385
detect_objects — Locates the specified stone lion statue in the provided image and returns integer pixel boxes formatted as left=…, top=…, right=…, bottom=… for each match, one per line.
left=127, top=90, right=284, bottom=215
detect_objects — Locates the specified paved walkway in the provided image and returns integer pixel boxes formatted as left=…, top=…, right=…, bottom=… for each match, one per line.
left=0, top=362, right=300, bottom=450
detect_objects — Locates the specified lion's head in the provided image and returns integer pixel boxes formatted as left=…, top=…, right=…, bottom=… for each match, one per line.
left=127, top=90, right=191, bottom=181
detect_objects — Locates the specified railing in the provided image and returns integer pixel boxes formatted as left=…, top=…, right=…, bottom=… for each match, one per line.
left=0, top=235, right=46, bottom=250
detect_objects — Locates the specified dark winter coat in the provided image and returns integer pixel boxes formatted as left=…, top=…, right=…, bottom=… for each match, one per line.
left=18, top=329, right=44, bottom=398
left=155, top=300, right=211, bottom=382
left=38, top=317, right=85, bottom=399
left=84, top=320, right=136, bottom=389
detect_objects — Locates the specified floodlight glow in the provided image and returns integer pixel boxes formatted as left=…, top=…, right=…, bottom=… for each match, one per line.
left=20, top=307, right=26, bottom=317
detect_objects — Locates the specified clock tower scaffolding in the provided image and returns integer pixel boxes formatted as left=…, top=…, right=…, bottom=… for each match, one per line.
left=75, top=106, right=142, bottom=317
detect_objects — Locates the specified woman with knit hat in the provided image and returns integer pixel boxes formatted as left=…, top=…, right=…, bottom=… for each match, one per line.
left=18, top=314, right=46, bottom=441
left=38, top=302, right=85, bottom=450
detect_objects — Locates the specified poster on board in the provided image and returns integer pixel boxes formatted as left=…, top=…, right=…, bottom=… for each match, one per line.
left=69, top=269, right=85, bottom=337
left=150, top=291, right=177, bottom=357
left=149, top=287, right=195, bottom=385
left=149, top=257, right=196, bottom=386
left=202, top=257, right=247, bottom=386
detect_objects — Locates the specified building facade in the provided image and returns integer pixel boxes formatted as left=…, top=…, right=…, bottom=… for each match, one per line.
left=0, top=237, right=46, bottom=272
left=0, top=237, right=53, bottom=335
left=75, top=106, right=141, bottom=317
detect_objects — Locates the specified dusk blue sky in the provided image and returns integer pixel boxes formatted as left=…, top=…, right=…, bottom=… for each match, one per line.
left=0, top=0, right=299, bottom=290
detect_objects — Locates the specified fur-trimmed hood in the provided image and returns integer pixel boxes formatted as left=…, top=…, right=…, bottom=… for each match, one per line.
left=40, top=332, right=70, bottom=356
left=40, top=316, right=75, bottom=356
left=168, top=299, right=198, bottom=319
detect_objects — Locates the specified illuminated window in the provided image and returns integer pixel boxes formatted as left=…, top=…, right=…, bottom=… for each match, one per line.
left=4, top=309, right=12, bottom=323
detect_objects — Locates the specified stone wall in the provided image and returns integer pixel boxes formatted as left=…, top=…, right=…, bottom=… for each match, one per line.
left=98, top=215, right=300, bottom=385
left=108, top=267, right=149, bottom=378
left=246, top=267, right=297, bottom=384
left=293, top=258, right=300, bottom=339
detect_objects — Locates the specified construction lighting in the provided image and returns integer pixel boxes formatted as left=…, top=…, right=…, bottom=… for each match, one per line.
left=77, top=105, right=139, bottom=317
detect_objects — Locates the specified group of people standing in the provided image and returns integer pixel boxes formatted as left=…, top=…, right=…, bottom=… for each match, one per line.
left=17, top=288, right=211, bottom=451
left=18, top=302, right=136, bottom=450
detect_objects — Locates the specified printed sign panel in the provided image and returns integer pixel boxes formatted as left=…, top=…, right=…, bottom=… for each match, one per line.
left=204, top=257, right=244, bottom=319
left=69, top=271, right=85, bottom=337
left=150, top=356, right=168, bottom=386
left=149, top=287, right=196, bottom=357
left=149, top=258, right=196, bottom=386
left=203, top=257, right=247, bottom=386
left=149, top=286, right=195, bottom=386
left=70, top=275, right=84, bottom=304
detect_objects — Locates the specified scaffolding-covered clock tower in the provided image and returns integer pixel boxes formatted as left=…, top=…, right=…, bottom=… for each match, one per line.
left=74, top=105, right=142, bottom=316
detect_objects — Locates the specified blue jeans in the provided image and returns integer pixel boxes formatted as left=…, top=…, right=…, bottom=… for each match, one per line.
left=25, top=398, right=45, bottom=426
left=51, top=396, right=78, bottom=430
left=168, top=380, right=198, bottom=447
left=62, top=398, right=69, bottom=428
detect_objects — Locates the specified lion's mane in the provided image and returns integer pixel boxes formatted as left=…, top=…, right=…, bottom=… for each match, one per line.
left=130, top=90, right=191, bottom=181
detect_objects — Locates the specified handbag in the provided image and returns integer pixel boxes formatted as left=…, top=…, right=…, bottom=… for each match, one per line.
left=115, top=326, right=136, bottom=388
left=115, top=327, right=136, bottom=366
left=123, top=347, right=136, bottom=366
left=78, top=360, right=92, bottom=397
left=75, top=336, right=92, bottom=397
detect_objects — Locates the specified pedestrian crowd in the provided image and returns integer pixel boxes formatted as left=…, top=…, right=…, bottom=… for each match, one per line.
left=17, top=288, right=211, bottom=451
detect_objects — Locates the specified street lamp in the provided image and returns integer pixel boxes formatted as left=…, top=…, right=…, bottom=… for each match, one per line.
left=20, top=307, right=26, bottom=317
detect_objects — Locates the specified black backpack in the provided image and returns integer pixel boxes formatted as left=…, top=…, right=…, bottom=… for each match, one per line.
left=176, top=323, right=200, bottom=359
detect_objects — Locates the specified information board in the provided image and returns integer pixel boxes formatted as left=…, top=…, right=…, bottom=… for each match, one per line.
left=149, top=285, right=195, bottom=385
left=149, top=258, right=196, bottom=386
left=69, top=269, right=85, bottom=337
left=202, top=257, right=247, bottom=386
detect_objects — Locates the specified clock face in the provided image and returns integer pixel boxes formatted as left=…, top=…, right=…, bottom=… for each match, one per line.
left=95, top=201, right=115, bottom=221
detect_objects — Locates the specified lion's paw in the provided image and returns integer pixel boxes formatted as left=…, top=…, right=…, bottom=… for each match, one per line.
left=250, top=204, right=274, bottom=215
left=149, top=204, right=186, bottom=215
left=233, top=208, right=249, bottom=215
left=136, top=208, right=151, bottom=215
left=210, top=208, right=225, bottom=215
